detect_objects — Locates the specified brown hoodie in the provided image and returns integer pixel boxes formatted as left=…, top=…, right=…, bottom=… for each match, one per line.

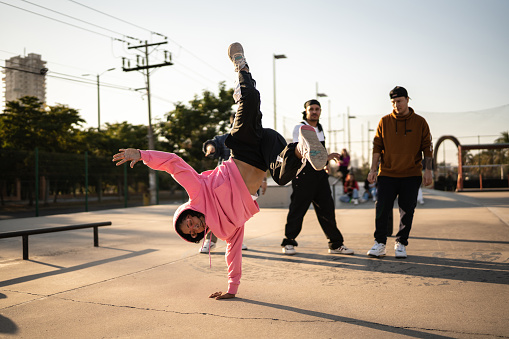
left=373, top=107, right=433, bottom=177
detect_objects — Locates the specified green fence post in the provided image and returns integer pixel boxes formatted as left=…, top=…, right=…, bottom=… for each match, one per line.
left=35, top=147, right=39, bottom=217
left=124, top=163, right=128, bottom=208
left=85, top=151, right=89, bottom=212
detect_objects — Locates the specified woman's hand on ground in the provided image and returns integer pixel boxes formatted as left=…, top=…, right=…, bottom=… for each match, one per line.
left=209, top=291, right=236, bottom=300
left=112, top=148, right=141, bottom=168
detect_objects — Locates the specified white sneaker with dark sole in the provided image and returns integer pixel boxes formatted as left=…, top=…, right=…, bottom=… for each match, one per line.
left=228, top=42, right=247, bottom=72
left=297, top=125, right=327, bottom=170
left=328, top=245, right=354, bottom=255
left=282, top=245, right=296, bottom=255
left=200, top=240, right=216, bottom=253
left=395, top=242, right=407, bottom=258
left=367, top=241, right=386, bottom=257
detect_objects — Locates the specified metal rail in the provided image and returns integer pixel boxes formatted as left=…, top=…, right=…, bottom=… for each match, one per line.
left=0, top=222, right=112, bottom=260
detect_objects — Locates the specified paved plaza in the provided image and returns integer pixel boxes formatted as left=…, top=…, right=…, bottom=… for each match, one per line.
left=0, top=189, right=508, bottom=338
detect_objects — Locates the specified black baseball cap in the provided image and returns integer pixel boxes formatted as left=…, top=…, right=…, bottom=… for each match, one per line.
left=389, top=86, right=408, bottom=99
left=304, top=99, right=321, bottom=108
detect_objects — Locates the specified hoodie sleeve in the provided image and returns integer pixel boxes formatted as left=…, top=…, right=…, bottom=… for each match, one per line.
left=372, top=117, right=385, bottom=154
left=420, top=120, right=433, bottom=158
left=225, top=226, right=244, bottom=295
left=140, top=150, right=201, bottom=200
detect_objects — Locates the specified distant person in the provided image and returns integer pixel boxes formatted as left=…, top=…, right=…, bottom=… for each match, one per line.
left=338, top=148, right=350, bottom=186
left=366, top=86, right=433, bottom=259
left=339, top=173, right=361, bottom=205
left=113, top=42, right=329, bottom=300
left=202, top=113, right=248, bottom=253
left=363, top=176, right=377, bottom=202
left=281, top=99, right=354, bottom=256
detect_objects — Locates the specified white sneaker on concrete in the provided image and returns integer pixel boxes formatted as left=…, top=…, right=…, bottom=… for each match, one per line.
left=395, top=242, right=407, bottom=258
left=200, top=239, right=216, bottom=253
left=242, top=243, right=248, bottom=250
left=282, top=244, right=296, bottom=255
left=367, top=241, right=386, bottom=257
left=328, top=245, right=354, bottom=255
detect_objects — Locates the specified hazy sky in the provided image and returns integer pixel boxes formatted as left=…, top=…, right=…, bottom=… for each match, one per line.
left=1, top=0, right=508, bottom=165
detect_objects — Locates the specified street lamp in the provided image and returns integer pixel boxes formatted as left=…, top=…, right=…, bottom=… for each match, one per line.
left=273, top=53, right=287, bottom=131
left=83, top=67, right=115, bottom=131
left=367, top=122, right=375, bottom=165
left=347, top=106, right=356, bottom=154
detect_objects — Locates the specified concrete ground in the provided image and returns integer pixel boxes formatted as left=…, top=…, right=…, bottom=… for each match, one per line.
left=0, top=188, right=508, bottom=338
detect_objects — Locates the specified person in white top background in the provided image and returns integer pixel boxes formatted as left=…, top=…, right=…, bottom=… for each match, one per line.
left=281, top=99, right=354, bottom=256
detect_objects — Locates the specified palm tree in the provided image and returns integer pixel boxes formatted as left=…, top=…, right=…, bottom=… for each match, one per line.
left=495, top=131, right=509, bottom=144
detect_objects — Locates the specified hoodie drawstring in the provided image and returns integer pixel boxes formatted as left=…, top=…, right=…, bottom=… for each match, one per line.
left=395, top=119, right=408, bottom=136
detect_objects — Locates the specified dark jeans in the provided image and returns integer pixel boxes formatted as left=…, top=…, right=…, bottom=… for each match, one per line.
left=225, top=71, right=301, bottom=185
left=374, top=176, right=422, bottom=246
left=282, top=163, right=345, bottom=250
left=339, top=166, right=349, bottom=185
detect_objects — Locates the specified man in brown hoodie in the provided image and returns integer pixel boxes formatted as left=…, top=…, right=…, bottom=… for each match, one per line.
left=367, top=86, right=433, bottom=258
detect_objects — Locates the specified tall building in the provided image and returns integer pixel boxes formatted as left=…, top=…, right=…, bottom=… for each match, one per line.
left=3, top=53, right=47, bottom=104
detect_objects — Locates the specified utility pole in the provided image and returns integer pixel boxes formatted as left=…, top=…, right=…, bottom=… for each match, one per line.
left=367, top=122, right=374, bottom=165
left=122, top=40, right=173, bottom=204
left=347, top=106, right=356, bottom=154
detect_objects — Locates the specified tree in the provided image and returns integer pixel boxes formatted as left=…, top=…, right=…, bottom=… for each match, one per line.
left=494, top=131, right=509, bottom=168
left=158, top=82, right=235, bottom=172
left=0, top=96, right=85, bottom=152
left=495, top=131, right=509, bottom=144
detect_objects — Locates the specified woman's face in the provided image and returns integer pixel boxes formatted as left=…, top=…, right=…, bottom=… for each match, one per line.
left=180, top=215, right=206, bottom=238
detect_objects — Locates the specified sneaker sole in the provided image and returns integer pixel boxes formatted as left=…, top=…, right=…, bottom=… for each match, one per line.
left=300, top=126, right=327, bottom=170
left=282, top=249, right=296, bottom=255
left=328, top=250, right=354, bottom=255
left=367, top=252, right=386, bottom=257
left=228, top=43, right=244, bottom=62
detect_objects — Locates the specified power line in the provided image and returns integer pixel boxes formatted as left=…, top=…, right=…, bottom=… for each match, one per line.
left=67, top=0, right=166, bottom=39
left=1, top=65, right=135, bottom=92
left=19, top=0, right=140, bottom=42
left=66, top=0, right=227, bottom=79
left=0, top=0, right=126, bottom=42
left=1, top=1, right=230, bottom=102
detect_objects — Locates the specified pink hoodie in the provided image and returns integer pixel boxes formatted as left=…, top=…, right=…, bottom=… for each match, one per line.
left=139, top=150, right=260, bottom=294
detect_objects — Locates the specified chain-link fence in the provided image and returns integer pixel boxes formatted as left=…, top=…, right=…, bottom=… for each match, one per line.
left=0, top=149, right=187, bottom=219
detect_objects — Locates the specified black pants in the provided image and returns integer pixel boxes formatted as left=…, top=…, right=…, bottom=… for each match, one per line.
left=225, top=71, right=301, bottom=185
left=374, top=176, right=421, bottom=246
left=282, top=163, right=345, bottom=250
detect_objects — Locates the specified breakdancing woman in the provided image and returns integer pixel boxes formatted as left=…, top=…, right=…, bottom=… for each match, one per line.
left=112, top=43, right=328, bottom=300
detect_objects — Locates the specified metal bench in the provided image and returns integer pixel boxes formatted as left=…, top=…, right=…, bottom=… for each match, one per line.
left=0, top=222, right=112, bottom=260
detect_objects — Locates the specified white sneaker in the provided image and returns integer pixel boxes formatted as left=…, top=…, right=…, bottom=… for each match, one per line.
left=297, top=125, right=327, bottom=171
left=353, top=198, right=359, bottom=205
left=199, top=240, right=216, bottom=253
left=242, top=243, right=248, bottom=250
left=228, top=42, right=247, bottom=72
left=418, top=199, right=424, bottom=205
left=395, top=242, right=407, bottom=258
left=328, top=245, right=354, bottom=255
left=367, top=241, right=386, bottom=257
left=282, top=245, right=296, bottom=255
